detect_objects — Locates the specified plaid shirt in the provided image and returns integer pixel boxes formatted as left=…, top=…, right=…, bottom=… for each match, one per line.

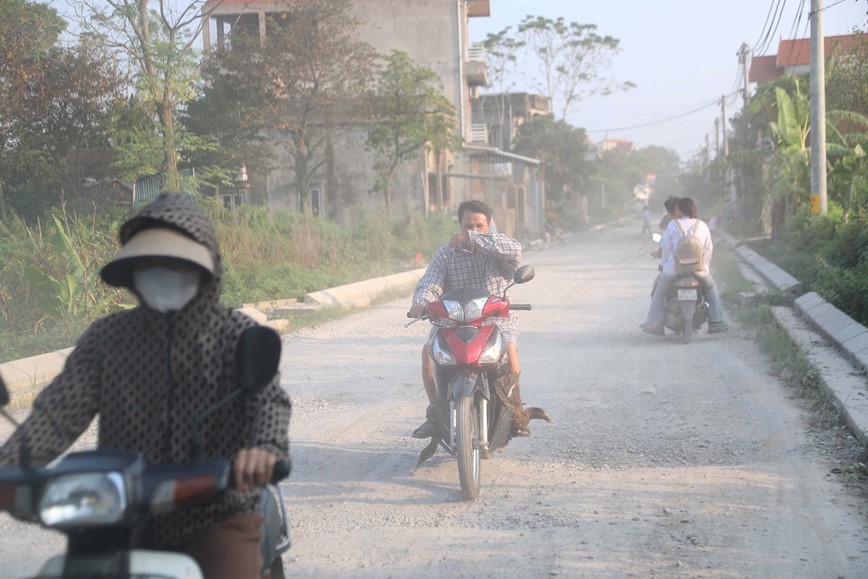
left=413, top=231, right=522, bottom=335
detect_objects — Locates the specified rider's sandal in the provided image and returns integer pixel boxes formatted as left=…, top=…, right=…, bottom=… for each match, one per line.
left=640, top=323, right=664, bottom=336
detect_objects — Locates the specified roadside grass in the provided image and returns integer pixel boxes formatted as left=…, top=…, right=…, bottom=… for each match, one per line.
left=715, top=244, right=868, bottom=482
left=0, top=202, right=454, bottom=364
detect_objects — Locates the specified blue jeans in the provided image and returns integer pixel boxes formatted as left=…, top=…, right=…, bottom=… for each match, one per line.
left=646, top=271, right=724, bottom=327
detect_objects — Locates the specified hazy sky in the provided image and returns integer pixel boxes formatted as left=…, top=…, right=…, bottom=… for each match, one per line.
left=468, top=0, right=866, bottom=160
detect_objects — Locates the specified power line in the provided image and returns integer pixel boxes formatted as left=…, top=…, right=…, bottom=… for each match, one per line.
left=818, top=0, right=850, bottom=12
left=779, top=0, right=808, bottom=72
left=585, top=95, right=735, bottom=134
left=755, top=0, right=786, bottom=55
left=574, top=96, right=740, bottom=123
left=757, top=0, right=789, bottom=56
left=752, top=0, right=782, bottom=53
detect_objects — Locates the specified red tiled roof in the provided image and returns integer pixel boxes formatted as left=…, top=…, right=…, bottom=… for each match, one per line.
left=749, top=34, right=862, bottom=84
left=749, top=54, right=780, bottom=84
left=776, top=34, right=860, bottom=67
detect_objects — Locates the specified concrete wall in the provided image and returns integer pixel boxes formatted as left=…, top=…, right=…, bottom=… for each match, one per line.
left=260, top=0, right=467, bottom=226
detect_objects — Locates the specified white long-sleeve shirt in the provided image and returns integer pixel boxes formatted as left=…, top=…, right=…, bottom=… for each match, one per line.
left=660, top=216, right=713, bottom=276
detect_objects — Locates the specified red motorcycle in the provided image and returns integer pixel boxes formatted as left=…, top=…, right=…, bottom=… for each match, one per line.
left=407, top=265, right=551, bottom=500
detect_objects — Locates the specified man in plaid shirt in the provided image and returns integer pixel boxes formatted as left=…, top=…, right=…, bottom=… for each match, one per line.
left=407, top=200, right=522, bottom=438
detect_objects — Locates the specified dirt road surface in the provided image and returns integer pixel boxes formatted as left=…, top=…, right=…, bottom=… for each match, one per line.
left=1, top=222, right=866, bottom=578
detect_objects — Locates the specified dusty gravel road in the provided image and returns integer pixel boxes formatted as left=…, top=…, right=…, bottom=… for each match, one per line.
left=1, top=222, right=867, bottom=578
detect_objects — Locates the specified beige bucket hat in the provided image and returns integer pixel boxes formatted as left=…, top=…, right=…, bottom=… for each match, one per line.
left=100, top=226, right=215, bottom=288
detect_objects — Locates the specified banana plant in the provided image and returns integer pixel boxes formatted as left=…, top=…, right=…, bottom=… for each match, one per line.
left=23, top=214, right=118, bottom=322
left=758, top=84, right=813, bottom=234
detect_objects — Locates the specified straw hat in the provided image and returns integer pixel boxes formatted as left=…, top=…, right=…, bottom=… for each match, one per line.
left=100, top=227, right=215, bottom=288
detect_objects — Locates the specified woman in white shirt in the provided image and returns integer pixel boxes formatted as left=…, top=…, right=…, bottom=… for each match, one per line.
left=641, top=197, right=727, bottom=335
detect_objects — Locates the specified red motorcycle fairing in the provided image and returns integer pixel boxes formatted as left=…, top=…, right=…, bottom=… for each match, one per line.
left=442, top=325, right=499, bottom=367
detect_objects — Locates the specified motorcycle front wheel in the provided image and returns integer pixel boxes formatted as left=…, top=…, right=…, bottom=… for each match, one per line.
left=456, top=396, right=481, bottom=500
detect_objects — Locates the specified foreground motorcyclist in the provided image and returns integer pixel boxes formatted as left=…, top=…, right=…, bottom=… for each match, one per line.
left=407, top=200, right=534, bottom=436
left=0, top=193, right=291, bottom=579
left=641, top=196, right=728, bottom=336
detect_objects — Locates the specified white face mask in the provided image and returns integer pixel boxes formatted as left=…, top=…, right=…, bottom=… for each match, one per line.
left=133, top=266, right=201, bottom=313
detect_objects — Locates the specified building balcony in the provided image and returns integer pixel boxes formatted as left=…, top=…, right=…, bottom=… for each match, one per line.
left=465, top=44, right=489, bottom=87
left=469, top=123, right=489, bottom=145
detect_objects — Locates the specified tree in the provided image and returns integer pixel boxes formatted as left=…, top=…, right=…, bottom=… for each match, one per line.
left=0, top=0, right=127, bottom=217
left=514, top=16, right=634, bottom=120
left=66, top=0, right=222, bottom=190
left=479, top=27, right=524, bottom=150
left=196, top=0, right=377, bottom=213
left=0, top=0, right=66, bottom=217
left=512, top=114, right=589, bottom=206
left=365, top=50, right=461, bottom=215
left=589, top=145, right=682, bottom=218
left=825, top=31, right=867, bottom=122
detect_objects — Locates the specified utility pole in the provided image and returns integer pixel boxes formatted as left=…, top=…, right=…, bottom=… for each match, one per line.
left=738, top=42, right=751, bottom=108
left=810, top=0, right=828, bottom=214
left=714, top=118, right=720, bottom=158
left=720, top=96, right=729, bottom=156
left=704, top=135, right=711, bottom=178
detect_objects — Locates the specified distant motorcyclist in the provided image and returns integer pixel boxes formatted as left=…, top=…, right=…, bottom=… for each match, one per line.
left=642, top=197, right=728, bottom=336
left=0, top=193, right=291, bottom=579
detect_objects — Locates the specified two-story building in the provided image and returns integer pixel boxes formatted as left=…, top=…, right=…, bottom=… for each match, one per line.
left=201, top=0, right=546, bottom=239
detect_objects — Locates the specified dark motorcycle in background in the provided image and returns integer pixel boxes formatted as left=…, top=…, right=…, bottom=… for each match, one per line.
left=0, top=326, right=291, bottom=579
left=406, top=265, right=552, bottom=500
left=652, top=233, right=709, bottom=343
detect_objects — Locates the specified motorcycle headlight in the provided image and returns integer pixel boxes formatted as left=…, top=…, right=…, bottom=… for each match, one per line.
left=477, top=331, right=503, bottom=365
left=442, top=300, right=464, bottom=322
left=430, top=333, right=457, bottom=366
left=39, top=472, right=126, bottom=528
left=463, top=297, right=488, bottom=322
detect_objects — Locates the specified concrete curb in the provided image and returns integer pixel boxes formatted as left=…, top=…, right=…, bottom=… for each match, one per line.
left=770, top=307, right=868, bottom=445
left=733, top=245, right=803, bottom=295
left=723, top=228, right=868, bottom=445
left=0, top=269, right=427, bottom=409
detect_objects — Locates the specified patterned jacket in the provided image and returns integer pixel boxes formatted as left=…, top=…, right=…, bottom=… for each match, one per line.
left=0, top=193, right=291, bottom=547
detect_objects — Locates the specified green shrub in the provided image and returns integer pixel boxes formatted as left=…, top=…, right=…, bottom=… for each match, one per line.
left=751, top=206, right=868, bottom=325
left=1, top=200, right=456, bottom=363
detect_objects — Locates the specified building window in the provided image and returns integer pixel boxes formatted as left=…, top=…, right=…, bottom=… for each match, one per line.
left=222, top=192, right=245, bottom=210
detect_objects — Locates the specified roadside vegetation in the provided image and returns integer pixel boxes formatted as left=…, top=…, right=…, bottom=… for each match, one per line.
left=712, top=33, right=867, bottom=327
left=0, top=201, right=454, bottom=363
left=749, top=207, right=868, bottom=325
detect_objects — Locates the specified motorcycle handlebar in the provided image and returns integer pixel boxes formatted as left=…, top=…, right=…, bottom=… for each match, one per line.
left=510, top=304, right=532, bottom=311
left=271, top=459, right=291, bottom=484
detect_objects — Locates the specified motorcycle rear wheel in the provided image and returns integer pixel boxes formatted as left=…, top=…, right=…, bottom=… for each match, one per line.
left=680, top=300, right=695, bottom=344
left=456, top=396, right=481, bottom=500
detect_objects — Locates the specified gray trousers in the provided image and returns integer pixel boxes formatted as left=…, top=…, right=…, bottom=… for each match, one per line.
left=646, top=271, right=724, bottom=327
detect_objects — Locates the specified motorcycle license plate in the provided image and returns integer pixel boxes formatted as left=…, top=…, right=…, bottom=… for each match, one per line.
left=677, top=288, right=698, bottom=301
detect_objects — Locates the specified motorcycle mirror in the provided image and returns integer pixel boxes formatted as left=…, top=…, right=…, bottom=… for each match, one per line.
left=652, top=233, right=662, bottom=243
left=513, top=265, right=535, bottom=284
left=0, top=373, right=8, bottom=408
left=189, top=326, right=282, bottom=461
left=236, top=326, right=282, bottom=394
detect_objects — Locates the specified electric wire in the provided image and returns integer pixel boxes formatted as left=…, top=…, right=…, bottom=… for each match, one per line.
left=782, top=0, right=808, bottom=67
left=818, top=0, right=850, bottom=12
left=752, top=0, right=782, bottom=53
left=757, top=0, right=789, bottom=56
left=586, top=92, right=738, bottom=134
